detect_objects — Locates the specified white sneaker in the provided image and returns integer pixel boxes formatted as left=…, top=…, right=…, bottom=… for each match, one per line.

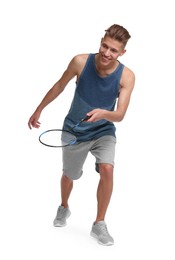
left=53, top=206, right=71, bottom=227
left=90, top=221, right=114, bottom=246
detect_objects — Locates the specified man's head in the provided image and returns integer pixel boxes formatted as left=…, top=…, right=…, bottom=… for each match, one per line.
left=97, top=24, right=131, bottom=67
left=104, top=24, right=131, bottom=48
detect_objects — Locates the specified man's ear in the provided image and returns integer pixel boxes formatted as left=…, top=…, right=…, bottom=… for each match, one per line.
left=120, top=49, right=126, bottom=56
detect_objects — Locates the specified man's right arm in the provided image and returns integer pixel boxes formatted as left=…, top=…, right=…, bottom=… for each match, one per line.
left=28, top=56, right=79, bottom=129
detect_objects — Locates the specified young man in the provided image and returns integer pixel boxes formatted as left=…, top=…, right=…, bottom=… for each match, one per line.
left=28, top=24, right=135, bottom=246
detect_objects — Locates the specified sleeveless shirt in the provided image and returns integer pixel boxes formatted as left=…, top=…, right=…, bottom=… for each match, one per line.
left=63, top=53, right=124, bottom=142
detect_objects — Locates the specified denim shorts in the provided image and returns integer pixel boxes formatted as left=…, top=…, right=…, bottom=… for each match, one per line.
left=62, top=135, right=116, bottom=180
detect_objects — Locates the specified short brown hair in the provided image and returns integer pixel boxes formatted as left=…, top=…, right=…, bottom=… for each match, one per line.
left=104, top=24, right=131, bottom=46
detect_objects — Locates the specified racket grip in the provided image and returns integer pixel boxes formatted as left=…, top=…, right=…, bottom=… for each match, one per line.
left=82, top=115, right=91, bottom=121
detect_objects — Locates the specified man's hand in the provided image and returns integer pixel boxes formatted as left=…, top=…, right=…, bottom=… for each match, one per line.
left=28, top=111, right=41, bottom=129
left=86, top=109, right=107, bottom=122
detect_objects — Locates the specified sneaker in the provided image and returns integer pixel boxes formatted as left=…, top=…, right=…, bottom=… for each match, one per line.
left=53, top=205, right=71, bottom=227
left=90, top=221, right=114, bottom=246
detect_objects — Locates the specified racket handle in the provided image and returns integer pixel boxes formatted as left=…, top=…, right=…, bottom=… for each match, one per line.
left=82, top=115, right=91, bottom=121
left=70, top=115, right=92, bottom=131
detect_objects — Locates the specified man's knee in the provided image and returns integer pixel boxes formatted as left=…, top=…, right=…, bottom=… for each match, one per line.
left=62, top=173, right=73, bottom=183
left=62, top=170, right=83, bottom=181
left=98, top=163, right=114, bottom=175
left=98, top=164, right=113, bottom=186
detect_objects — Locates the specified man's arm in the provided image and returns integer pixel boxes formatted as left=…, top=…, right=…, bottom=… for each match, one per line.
left=87, top=66, right=135, bottom=122
left=28, top=56, right=79, bottom=129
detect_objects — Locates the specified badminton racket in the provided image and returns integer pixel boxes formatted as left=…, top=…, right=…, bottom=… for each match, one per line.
left=39, top=115, right=90, bottom=148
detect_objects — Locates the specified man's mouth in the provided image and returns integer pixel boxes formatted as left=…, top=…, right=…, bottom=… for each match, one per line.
left=101, top=56, right=110, bottom=64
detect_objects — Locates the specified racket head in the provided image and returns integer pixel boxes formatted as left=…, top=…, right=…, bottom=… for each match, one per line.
left=39, top=129, right=77, bottom=148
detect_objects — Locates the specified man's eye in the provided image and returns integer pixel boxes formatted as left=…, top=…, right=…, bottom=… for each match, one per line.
left=102, top=44, right=108, bottom=49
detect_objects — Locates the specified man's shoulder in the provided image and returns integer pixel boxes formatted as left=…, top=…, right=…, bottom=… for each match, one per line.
left=73, top=53, right=90, bottom=64
left=122, top=65, right=135, bottom=79
left=68, top=54, right=91, bottom=78
left=120, top=65, right=135, bottom=90
left=70, top=54, right=91, bottom=74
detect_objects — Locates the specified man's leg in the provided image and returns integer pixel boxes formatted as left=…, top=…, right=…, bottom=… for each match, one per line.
left=95, top=164, right=113, bottom=222
left=53, top=174, right=73, bottom=227
left=90, top=163, right=114, bottom=245
left=60, top=173, right=73, bottom=208
left=54, top=141, right=90, bottom=227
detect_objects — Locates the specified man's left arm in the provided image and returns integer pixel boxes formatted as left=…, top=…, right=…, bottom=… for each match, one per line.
left=87, top=67, right=135, bottom=122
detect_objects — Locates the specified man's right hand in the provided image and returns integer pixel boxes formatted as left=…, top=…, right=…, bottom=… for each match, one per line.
left=28, top=111, right=41, bottom=129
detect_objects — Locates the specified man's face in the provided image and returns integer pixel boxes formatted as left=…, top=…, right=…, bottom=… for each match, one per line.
left=98, top=36, right=126, bottom=66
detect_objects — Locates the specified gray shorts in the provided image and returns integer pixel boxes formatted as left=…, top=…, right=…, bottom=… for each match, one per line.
left=62, top=135, right=116, bottom=180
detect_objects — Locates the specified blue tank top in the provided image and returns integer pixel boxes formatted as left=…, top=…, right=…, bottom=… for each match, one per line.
left=63, top=53, right=124, bottom=142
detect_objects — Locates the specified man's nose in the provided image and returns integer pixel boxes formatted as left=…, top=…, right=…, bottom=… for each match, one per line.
left=104, top=48, right=110, bottom=56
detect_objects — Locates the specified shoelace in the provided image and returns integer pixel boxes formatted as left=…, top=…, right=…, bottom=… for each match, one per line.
left=57, top=207, right=65, bottom=218
left=99, top=223, right=110, bottom=236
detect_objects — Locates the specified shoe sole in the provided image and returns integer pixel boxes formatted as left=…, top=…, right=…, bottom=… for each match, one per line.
left=90, top=231, right=114, bottom=246
left=54, top=222, right=67, bottom=227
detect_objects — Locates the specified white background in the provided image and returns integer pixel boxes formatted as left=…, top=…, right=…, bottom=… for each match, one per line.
left=0, top=0, right=175, bottom=259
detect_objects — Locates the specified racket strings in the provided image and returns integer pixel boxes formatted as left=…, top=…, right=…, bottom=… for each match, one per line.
left=61, top=131, right=77, bottom=146
left=39, top=116, right=90, bottom=147
left=39, top=129, right=77, bottom=147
